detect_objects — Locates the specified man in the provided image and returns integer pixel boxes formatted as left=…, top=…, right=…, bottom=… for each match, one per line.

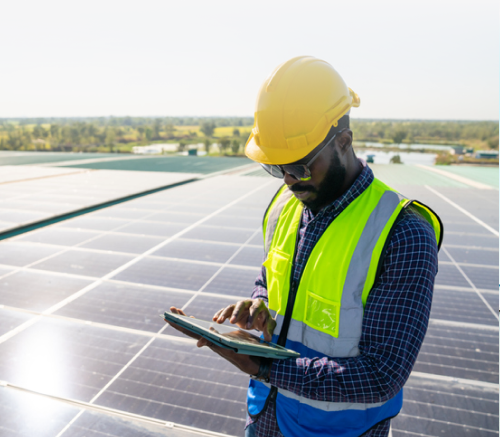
left=168, top=56, right=442, bottom=437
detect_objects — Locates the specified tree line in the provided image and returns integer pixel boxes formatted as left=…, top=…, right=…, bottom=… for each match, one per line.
left=0, top=117, right=497, bottom=152
left=351, top=119, right=498, bottom=149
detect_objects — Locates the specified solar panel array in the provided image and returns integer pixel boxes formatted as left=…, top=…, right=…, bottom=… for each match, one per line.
left=382, top=182, right=498, bottom=437
left=0, top=158, right=497, bottom=437
left=0, top=174, right=282, bottom=436
left=0, top=168, right=200, bottom=235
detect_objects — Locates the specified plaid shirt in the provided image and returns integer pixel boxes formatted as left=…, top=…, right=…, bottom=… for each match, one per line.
left=247, top=163, right=439, bottom=437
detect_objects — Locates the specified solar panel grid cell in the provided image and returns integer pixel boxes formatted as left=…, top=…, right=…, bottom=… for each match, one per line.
left=202, top=267, right=261, bottom=297
left=434, top=263, right=472, bottom=288
left=0, top=309, right=34, bottom=337
left=228, top=246, right=265, bottom=268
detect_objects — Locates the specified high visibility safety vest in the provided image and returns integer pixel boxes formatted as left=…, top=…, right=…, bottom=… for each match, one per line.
left=247, top=177, right=442, bottom=437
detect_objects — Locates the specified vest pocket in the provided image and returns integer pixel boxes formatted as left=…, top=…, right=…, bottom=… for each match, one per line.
left=263, top=249, right=291, bottom=315
left=304, top=290, right=340, bottom=338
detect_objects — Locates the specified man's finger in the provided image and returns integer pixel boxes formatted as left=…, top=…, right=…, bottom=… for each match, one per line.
left=230, top=300, right=251, bottom=324
left=212, top=308, right=224, bottom=321
left=197, top=337, right=213, bottom=348
left=264, top=318, right=277, bottom=342
left=246, top=300, right=262, bottom=329
left=170, top=306, right=186, bottom=316
left=217, top=304, right=236, bottom=323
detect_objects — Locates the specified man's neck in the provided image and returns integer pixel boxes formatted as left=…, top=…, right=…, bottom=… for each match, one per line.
left=310, top=157, right=364, bottom=215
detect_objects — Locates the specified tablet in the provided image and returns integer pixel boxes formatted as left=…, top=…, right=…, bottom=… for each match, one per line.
left=162, top=312, right=300, bottom=359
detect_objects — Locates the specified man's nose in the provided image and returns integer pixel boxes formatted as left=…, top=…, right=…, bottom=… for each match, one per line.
left=283, top=171, right=299, bottom=186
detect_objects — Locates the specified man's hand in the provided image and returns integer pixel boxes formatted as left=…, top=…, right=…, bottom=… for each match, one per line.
left=164, top=306, right=203, bottom=341
left=197, top=336, right=261, bottom=376
left=212, top=299, right=276, bottom=342
left=164, top=306, right=261, bottom=376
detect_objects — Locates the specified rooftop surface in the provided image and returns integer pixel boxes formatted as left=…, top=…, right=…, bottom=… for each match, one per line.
left=0, top=152, right=497, bottom=437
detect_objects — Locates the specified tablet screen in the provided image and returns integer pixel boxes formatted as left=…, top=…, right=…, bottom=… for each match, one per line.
left=165, top=313, right=283, bottom=350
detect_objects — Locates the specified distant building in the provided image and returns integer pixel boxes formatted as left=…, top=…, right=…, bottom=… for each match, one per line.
left=474, top=150, right=499, bottom=159
left=450, top=146, right=465, bottom=155
left=132, top=144, right=178, bottom=154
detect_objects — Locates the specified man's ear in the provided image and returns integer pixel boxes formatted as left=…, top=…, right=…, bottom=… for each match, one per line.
left=336, top=129, right=353, bottom=153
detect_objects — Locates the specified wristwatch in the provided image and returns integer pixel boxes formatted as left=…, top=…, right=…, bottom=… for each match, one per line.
left=251, top=358, right=273, bottom=383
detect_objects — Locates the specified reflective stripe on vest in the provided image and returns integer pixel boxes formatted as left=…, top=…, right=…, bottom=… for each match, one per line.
left=247, top=177, right=442, bottom=436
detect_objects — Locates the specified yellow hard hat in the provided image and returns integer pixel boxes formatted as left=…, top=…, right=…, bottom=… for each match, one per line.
left=245, top=56, right=360, bottom=165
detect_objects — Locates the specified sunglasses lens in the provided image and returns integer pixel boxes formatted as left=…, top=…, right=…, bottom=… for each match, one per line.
left=260, top=164, right=285, bottom=179
left=281, top=165, right=311, bottom=181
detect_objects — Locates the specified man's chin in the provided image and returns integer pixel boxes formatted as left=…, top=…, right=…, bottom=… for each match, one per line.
left=295, top=194, right=320, bottom=211
left=292, top=191, right=312, bottom=201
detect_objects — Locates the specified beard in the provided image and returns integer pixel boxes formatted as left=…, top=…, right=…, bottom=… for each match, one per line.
left=289, top=148, right=346, bottom=213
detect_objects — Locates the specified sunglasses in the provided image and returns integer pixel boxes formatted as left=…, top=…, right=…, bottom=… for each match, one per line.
left=260, top=130, right=342, bottom=181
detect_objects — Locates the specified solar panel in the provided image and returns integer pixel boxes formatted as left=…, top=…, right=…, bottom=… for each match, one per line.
left=81, top=233, right=166, bottom=254
left=202, top=266, right=261, bottom=297
left=434, top=263, right=474, bottom=288
left=152, top=239, right=240, bottom=264
left=115, top=257, right=221, bottom=290
left=145, top=211, right=206, bottom=224
left=182, top=226, right=256, bottom=244
left=460, top=265, right=498, bottom=290
left=60, top=217, right=132, bottom=231
left=430, top=288, right=498, bottom=326
left=17, top=228, right=100, bottom=246
left=0, top=318, right=150, bottom=401
left=0, top=170, right=200, bottom=236
left=392, top=374, right=498, bottom=436
left=95, top=338, right=249, bottom=435
left=416, top=325, right=498, bottom=383
left=117, top=221, right=190, bottom=237
left=0, top=386, right=78, bottom=437
left=229, top=246, right=264, bottom=268
left=32, top=249, right=135, bottom=278
left=55, top=281, right=192, bottom=333
left=0, top=270, right=92, bottom=311
left=0, top=242, right=62, bottom=266
left=0, top=308, right=34, bottom=337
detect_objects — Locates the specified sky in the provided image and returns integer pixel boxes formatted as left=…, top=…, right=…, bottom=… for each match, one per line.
left=1, top=0, right=498, bottom=120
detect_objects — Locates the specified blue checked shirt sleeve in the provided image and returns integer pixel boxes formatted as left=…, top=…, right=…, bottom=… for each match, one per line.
left=252, top=263, right=269, bottom=302
left=267, top=210, right=439, bottom=404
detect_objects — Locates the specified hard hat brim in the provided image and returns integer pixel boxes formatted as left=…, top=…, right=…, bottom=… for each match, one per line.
left=245, top=132, right=318, bottom=165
